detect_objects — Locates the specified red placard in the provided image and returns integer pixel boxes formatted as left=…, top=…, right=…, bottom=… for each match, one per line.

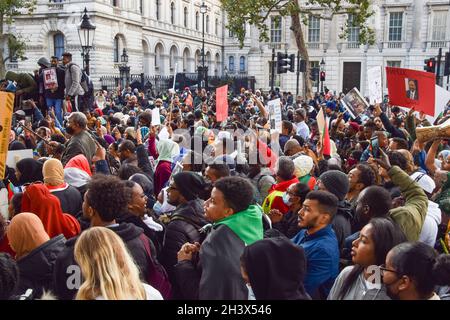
left=215, top=85, right=228, bottom=122
left=386, top=67, right=436, bottom=116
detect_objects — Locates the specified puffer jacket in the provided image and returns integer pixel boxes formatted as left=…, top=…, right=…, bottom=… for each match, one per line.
left=15, top=234, right=66, bottom=298
left=64, top=62, right=85, bottom=97
left=160, top=199, right=208, bottom=296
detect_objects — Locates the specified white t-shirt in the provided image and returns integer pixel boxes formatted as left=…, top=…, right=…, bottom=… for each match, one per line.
left=95, top=283, right=163, bottom=300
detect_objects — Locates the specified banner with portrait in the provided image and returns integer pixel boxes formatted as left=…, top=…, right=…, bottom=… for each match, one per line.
left=386, top=67, right=436, bottom=116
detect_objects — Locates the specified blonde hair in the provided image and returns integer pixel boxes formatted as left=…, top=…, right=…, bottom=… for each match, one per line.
left=74, top=227, right=146, bottom=300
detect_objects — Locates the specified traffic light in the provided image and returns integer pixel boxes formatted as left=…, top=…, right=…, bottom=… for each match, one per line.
left=288, top=54, right=295, bottom=73
left=276, top=52, right=295, bottom=74
left=310, top=68, right=319, bottom=81
left=277, top=52, right=289, bottom=74
left=320, top=71, right=326, bottom=82
left=444, top=52, right=450, bottom=77
left=299, top=60, right=307, bottom=72
left=424, top=58, right=436, bottom=73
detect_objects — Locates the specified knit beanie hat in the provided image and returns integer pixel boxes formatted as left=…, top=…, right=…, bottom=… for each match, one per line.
left=293, top=155, right=314, bottom=178
left=319, top=170, right=349, bottom=201
left=173, top=172, right=206, bottom=201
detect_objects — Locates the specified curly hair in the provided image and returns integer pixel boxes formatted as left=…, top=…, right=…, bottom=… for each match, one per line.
left=86, top=175, right=130, bottom=222
left=214, top=176, right=255, bottom=213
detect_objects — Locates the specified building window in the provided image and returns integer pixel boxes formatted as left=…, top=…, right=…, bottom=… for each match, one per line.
left=111, top=0, right=118, bottom=7
left=387, top=60, right=401, bottom=68
left=270, top=16, right=282, bottom=43
left=229, top=29, right=234, bottom=38
left=388, top=12, right=403, bottom=42
left=229, top=56, right=235, bottom=73
left=54, top=33, right=65, bottom=60
left=239, top=56, right=246, bottom=72
left=170, top=2, right=175, bottom=24
left=184, top=7, right=188, bottom=28
left=113, top=36, right=119, bottom=62
left=347, top=14, right=360, bottom=43
left=156, top=0, right=160, bottom=20
left=206, top=15, right=210, bottom=33
left=215, top=18, right=219, bottom=36
left=196, top=12, right=199, bottom=30
left=308, top=15, right=320, bottom=43
left=432, top=11, right=447, bottom=41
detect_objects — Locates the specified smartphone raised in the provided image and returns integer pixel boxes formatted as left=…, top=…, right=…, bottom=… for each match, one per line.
left=369, top=137, right=380, bottom=159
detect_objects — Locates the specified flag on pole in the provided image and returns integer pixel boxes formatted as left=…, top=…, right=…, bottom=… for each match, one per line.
left=316, top=107, right=331, bottom=156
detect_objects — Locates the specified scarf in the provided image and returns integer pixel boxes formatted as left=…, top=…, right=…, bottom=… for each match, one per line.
left=214, top=204, right=264, bottom=245
left=16, top=158, right=44, bottom=185
left=7, top=212, right=50, bottom=260
left=65, top=154, right=92, bottom=176
left=156, top=139, right=179, bottom=165
left=43, top=158, right=65, bottom=186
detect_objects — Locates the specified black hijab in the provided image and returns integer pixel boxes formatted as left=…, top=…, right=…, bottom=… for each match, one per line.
left=241, top=237, right=311, bottom=300
left=16, top=158, right=44, bottom=185
left=9, top=141, right=26, bottom=151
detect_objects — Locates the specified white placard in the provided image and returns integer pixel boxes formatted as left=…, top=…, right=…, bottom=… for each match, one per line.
left=367, top=66, right=383, bottom=104
left=6, top=149, right=34, bottom=169
left=268, top=98, right=282, bottom=133
left=43, top=68, right=58, bottom=90
left=151, top=107, right=161, bottom=126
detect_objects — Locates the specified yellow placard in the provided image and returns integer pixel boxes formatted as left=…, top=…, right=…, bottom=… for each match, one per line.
left=0, top=92, right=15, bottom=179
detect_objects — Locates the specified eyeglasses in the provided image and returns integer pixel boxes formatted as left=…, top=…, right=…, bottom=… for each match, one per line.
left=379, top=264, right=399, bottom=277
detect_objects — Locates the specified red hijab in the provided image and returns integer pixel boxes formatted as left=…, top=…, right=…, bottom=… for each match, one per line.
left=65, top=154, right=92, bottom=176
left=21, top=183, right=81, bottom=239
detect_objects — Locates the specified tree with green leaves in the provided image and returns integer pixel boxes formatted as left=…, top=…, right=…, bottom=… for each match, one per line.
left=0, top=0, right=36, bottom=78
left=221, top=0, right=376, bottom=98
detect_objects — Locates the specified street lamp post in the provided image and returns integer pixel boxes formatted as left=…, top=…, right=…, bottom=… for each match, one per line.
left=119, top=49, right=130, bottom=89
left=77, top=7, right=96, bottom=75
left=200, top=2, right=207, bottom=90
left=320, top=58, right=325, bottom=93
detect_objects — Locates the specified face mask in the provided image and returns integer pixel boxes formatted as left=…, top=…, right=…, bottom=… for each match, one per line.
left=246, top=283, right=256, bottom=300
left=65, top=125, right=75, bottom=135
left=282, top=192, right=292, bottom=206
left=153, top=201, right=163, bottom=215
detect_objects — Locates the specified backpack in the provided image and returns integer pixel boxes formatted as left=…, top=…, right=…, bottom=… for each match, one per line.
left=139, top=234, right=172, bottom=299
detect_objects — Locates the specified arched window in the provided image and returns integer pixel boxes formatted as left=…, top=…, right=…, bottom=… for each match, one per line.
left=195, top=12, right=199, bottom=31
left=184, top=7, right=188, bottom=28
left=206, top=15, right=210, bottom=33
left=229, top=56, right=235, bottom=72
left=53, top=33, right=65, bottom=59
left=113, top=36, right=119, bottom=62
left=170, top=2, right=175, bottom=24
left=170, top=46, right=178, bottom=71
left=215, top=18, right=219, bottom=36
left=240, top=56, right=246, bottom=72
left=156, top=0, right=160, bottom=20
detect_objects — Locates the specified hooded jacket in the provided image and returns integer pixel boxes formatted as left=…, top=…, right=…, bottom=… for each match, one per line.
left=174, top=205, right=264, bottom=300
left=242, top=237, right=311, bottom=300
left=15, top=235, right=66, bottom=298
left=53, top=222, right=156, bottom=300
left=388, top=166, right=428, bottom=241
left=64, top=62, right=85, bottom=97
left=160, top=199, right=208, bottom=287
left=332, top=200, right=354, bottom=252
left=419, top=200, right=442, bottom=247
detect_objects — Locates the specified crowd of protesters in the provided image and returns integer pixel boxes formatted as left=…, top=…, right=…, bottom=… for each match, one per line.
left=0, top=52, right=450, bottom=300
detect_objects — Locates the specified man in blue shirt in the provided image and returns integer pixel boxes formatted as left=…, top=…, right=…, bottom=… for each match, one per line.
left=292, top=190, right=340, bottom=299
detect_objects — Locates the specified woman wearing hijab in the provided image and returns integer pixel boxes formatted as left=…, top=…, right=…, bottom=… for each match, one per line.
left=21, top=183, right=80, bottom=239
left=64, top=154, right=92, bottom=197
left=7, top=213, right=66, bottom=298
left=240, top=236, right=311, bottom=300
left=15, top=158, right=44, bottom=186
left=148, top=130, right=180, bottom=197
left=43, top=158, right=83, bottom=217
